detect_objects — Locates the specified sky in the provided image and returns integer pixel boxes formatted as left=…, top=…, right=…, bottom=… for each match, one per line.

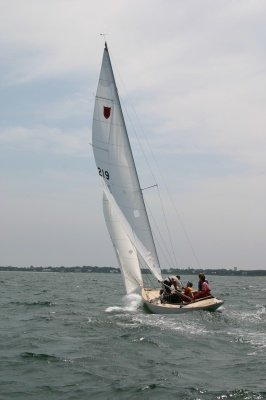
left=1, top=0, right=266, bottom=270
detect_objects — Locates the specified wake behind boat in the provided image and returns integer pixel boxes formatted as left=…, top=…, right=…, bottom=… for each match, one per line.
left=92, top=42, right=223, bottom=314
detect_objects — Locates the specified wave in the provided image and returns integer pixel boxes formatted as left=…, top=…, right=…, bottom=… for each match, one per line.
left=20, top=352, right=59, bottom=362
left=131, top=312, right=212, bottom=338
left=105, top=293, right=142, bottom=313
left=229, top=305, right=265, bottom=325
left=10, top=300, right=55, bottom=307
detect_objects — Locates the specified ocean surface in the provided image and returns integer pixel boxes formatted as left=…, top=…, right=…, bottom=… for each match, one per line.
left=0, top=272, right=265, bottom=400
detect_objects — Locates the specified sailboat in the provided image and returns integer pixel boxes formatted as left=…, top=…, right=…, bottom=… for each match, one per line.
left=92, top=43, right=223, bottom=314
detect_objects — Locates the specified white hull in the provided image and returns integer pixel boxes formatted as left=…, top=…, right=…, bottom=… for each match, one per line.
left=142, top=288, right=224, bottom=314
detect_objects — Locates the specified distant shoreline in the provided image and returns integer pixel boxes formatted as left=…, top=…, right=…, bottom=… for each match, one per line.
left=0, top=266, right=265, bottom=276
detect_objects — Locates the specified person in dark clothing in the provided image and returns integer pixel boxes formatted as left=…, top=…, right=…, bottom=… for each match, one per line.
left=161, top=276, right=182, bottom=294
left=198, top=272, right=205, bottom=290
left=160, top=276, right=190, bottom=304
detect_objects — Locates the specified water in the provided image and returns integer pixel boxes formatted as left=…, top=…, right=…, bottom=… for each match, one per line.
left=0, top=272, right=265, bottom=400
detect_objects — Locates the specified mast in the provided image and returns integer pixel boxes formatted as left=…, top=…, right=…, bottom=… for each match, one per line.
left=92, top=44, right=162, bottom=290
left=103, top=44, right=161, bottom=269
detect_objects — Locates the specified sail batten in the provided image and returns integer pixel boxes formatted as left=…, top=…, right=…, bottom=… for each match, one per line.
left=92, top=44, right=162, bottom=293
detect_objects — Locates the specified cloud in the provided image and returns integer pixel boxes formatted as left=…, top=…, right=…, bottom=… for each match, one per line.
left=1, top=0, right=266, bottom=268
left=2, top=1, right=264, bottom=84
left=0, top=125, right=90, bottom=156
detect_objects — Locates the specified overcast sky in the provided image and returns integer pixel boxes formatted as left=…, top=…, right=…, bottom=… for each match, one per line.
left=1, top=0, right=266, bottom=270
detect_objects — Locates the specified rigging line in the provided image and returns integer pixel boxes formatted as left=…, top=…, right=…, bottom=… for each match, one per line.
left=145, top=201, right=178, bottom=269
left=139, top=178, right=176, bottom=269
left=126, top=119, right=202, bottom=269
left=145, top=203, right=174, bottom=267
left=164, top=185, right=202, bottom=270
left=127, top=102, right=202, bottom=269
left=109, top=52, right=158, bottom=187
left=154, top=185, right=180, bottom=268
left=141, top=184, right=158, bottom=191
left=122, top=101, right=157, bottom=185
left=128, top=110, right=202, bottom=269
left=112, top=89, right=179, bottom=267
left=109, top=51, right=201, bottom=269
left=146, top=275, right=157, bottom=290
left=140, top=261, right=157, bottom=289
left=117, top=92, right=178, bottom=268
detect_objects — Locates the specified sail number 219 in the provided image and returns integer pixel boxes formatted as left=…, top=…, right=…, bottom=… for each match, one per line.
left=97, top=167, right=110, bottom=180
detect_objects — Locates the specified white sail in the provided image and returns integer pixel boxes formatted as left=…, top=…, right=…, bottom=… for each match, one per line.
left=103, top=192, right=143, bottom=294
left=92, top=43, right=162, bottom=292
left=91, top=43, right=224, bottom=313
left=103, top=183, right=162, bottom=283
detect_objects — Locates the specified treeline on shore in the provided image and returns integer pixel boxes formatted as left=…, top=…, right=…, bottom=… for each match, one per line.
left=0, top=265, right=265, bottom=276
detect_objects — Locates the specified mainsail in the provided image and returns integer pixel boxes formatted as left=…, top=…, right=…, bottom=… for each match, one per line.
left=92, top=43, right=162, bottom=294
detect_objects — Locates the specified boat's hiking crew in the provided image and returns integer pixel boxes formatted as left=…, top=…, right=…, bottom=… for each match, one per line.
left=183, top=281, right=193, bottom=298
left=192, top=273, right=212, bottom=301
left=160, top=274, right=213, bottom=304
left=161, top=291, right=192, bottom=304
left=160, top=275, right=191, bottom=304
left=161, top=275, right=182, bottom=294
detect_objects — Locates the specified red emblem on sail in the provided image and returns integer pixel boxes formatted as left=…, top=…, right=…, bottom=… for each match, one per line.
left=103, top=106, right=111, bottom=119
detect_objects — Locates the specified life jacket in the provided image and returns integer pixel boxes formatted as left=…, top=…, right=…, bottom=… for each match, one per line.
left=202, top=281, right=210, bottom=294
left=184, top=287, right=192, bottom=297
